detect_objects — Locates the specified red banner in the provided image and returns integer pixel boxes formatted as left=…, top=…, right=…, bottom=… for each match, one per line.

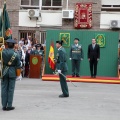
left=74, top=3, right=92, bottom=29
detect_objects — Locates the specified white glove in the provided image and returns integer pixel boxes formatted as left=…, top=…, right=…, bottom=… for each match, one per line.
left=58, top=70, right=61, bottom=74
left=97, top=58, right=99, bottom=61
left=16, top=74, right=22, bottom=81
left=1, top=45, right=5, bottom=49
left=69, top=58, right=72, bottom=60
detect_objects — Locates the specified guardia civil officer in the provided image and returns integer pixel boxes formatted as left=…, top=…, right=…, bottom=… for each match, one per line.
left=87, top=38, right=100, bottom=78
left=31, top=44, right=44, bottom=56
left=1, top=39, right=21, bottom=111
left=69, top=38, right=84, bottom=77
left=55, top=40, right=69, bottom=98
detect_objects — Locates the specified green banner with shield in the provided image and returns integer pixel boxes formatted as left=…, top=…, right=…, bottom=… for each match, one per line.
left=95, top=34, right=105, bottom=47
left=59, top=33, right=70, bottom=47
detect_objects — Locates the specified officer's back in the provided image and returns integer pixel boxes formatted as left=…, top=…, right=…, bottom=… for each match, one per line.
left=2, top=40, right=20, bottom=78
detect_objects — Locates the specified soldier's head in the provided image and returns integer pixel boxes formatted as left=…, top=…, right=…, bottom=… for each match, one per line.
left=92, top=39, right=96, bottom=44
left=56, top=40, right=63, bottom=48
left=6, top=39, right=16, bottom=48
left=74, top=38, right=79, bottom=44
left=36, top=44, right=41, bottom=50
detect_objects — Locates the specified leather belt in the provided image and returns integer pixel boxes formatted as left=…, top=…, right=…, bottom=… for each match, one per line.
left=72, top=51, right=81, bottom=53
left=57, top=61, right=66, bottom=63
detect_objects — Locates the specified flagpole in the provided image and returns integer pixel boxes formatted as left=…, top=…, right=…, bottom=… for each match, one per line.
left=2, top=0, right=6, bottom=37
left=2, top=3, right=3, bottom=37
left=0, top=0, right=6, bottom=78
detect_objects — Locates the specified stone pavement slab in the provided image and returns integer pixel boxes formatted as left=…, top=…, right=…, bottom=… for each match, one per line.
left=0, top=78, right=120, bottom=120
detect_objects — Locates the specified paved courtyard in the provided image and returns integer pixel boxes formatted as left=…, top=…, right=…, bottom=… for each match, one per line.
left=0, top=78, right=120, bottom=120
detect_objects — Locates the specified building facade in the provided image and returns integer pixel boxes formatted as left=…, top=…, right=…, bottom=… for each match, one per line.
left=0, top=0, right=120, bottom=43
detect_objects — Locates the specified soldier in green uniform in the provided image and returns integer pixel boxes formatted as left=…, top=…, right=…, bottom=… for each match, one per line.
left=31, top=44, right=44, bottom=56
left=69, top=38, right=84, bottom=77
left=1, top=39, right=21, bottom=111
left=55, top=40, right=69, bottom=98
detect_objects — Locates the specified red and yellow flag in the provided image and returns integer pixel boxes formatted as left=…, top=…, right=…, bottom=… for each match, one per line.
left=48, top=41, right=55, bottom=70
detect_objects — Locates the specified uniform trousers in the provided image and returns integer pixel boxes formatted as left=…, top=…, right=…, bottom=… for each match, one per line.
left=72, top=59, right=81, bottom=75
left=59, top=71, right=69, bottom=96
left=1, top=74, right=16, bottom=108
left=89, top=58, right=98, bottom=76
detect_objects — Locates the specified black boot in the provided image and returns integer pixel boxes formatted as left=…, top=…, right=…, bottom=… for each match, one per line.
left=59, top=94, right=69, bottom=98
left=6, top=107, right=15, bottom=111
left=2, top=107, right=7, bottom=111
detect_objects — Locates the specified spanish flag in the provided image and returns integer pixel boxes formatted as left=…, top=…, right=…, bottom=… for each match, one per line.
left=48, top=41, right=55, bottom=70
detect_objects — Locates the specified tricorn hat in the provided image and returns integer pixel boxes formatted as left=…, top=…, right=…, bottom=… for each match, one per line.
left=6, top=39, right=16, bottom=44
left=74, top=38, right=79, bottom=41
left=56, top=40, right=63, bottom=45
left=36, top=44, right=41, bottom=47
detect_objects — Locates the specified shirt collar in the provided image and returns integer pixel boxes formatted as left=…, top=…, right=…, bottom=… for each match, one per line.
left=92, top=43, right=96, bottom=45
left=75, top=44, right=78, bottom=46
left=58, top=46, right=62, bottom=51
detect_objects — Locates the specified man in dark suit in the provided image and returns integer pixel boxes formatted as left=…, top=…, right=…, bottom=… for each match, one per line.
left=88, top=39, right=100, bottom=78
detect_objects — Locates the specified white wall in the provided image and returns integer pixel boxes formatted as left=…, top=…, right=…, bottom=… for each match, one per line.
left=102, top=0, right=120, bottom=5
left=100, top=12, right=120, bottom=29
left=19, top=10, right=62, bottom=27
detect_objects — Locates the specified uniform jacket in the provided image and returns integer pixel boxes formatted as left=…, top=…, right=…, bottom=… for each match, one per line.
left=70, top=44, right=84, bottom=60
left=2, top=48, right=21, bottom=78
left=87, top=44, right=100, bottom=60
left=56, top=47, right=68, bottom=72
left=32, top=50, right=44, bottom=56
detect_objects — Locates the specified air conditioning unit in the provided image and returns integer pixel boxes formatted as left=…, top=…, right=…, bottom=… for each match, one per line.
left=110, top=20, right=120, bottom=28
left=62, top=10, right=74, bottom=19
left=28, top=9, right=39, bottom=18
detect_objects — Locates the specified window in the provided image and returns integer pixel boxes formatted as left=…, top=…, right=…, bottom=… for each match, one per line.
left=101, top=5, right=120, bottom=11
left=42, top=0, right=62, bottom=10
left=42, top=0, right=62, bottom=6
left=19, top=31, right=46, bottom=44
left=31, top=0, right=39, bottom=6
left=101, top=0, right=120, bottom=11
left=20, top=0, right=62, bottom=10
left=21, top=0, right=29, bottom=5
left=40, top=31, right=46, bottom=44
left=21, top=0, right=39, bottom=6
left=19, top=31, right=35, bottom=40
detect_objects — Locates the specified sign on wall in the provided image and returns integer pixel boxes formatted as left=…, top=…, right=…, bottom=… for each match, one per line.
left=74, top=3, right=92, bottom=29
left=95, top=34, right=106, bottom=47
left=59, top=33, right=70, bottom=47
